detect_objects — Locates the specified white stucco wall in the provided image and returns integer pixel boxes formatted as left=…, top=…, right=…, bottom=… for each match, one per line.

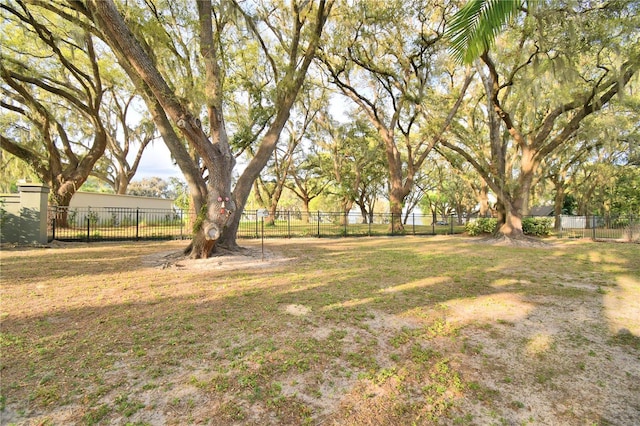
left=69, top=192, right=174, bottom=210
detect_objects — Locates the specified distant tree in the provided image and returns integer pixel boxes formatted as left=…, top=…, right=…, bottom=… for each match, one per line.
left=285, top=148, right=333, bottom=224
left=254, top=82, right=324, bottom=224
left=79, top=176, right=115, bottom=194
left=168, top=177, right=190, bottom=212
left=92, top=90, right=157, bottom=194
left=322, top=0, right=473, bottom=232
left=127, top=177, right=174, bottom=199
left=313, top=115, right=387, bottom=224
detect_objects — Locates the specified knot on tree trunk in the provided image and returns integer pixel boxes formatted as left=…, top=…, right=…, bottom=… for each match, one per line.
left=203, top=222, right=220, bottom=241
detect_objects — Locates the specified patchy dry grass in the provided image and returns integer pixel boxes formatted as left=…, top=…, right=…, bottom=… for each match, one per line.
left=1, top=236, right=639, bottom=425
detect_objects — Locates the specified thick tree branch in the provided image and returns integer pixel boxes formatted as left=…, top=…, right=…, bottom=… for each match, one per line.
left=0, top=135, right=48, bottom=177
left=537, top=58, right=639, bottom=160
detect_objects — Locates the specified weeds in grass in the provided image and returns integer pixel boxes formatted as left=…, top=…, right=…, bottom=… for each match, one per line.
left=115, top=393, right=145, bottom=417
left=1, top=238, right=638, bottom=425
left=83, top=404, right=110, bottom=425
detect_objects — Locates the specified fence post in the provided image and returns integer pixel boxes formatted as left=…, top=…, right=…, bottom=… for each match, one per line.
left=180, top=209, right=184, bottom=240
left=317, top=211, right=321, bottom=237
left=255, top=210, right=259, bottom=238
left=52, top=216, right=56, bottom=241
left=288, top=211, right=291, bottom=238
left=136, top=208, right=140, bottom=241
left=391, top=213, right=395, bottom=235
left=412, top=213, right=416, bottom=235
left=14, top=183, right=50, bottom=244
left=86, top=212, right=91, bottom=242
left=344, top=212, right=348, bottom=236
left=592, top=215, right=596, bottom=240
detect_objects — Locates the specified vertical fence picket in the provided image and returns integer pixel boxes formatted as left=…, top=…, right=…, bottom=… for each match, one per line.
left=412, top=213, right=415, bottom=235
left=344, top=212, right=348, bottom=236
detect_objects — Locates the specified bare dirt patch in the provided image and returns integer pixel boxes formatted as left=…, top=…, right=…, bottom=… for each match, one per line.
left=141, top=244, right=292, bottom=271
left=475, top=234, right=555, bottom=248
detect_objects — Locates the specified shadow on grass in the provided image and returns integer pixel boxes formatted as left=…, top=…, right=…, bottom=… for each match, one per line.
left=1, top=237, right=639, bottom=425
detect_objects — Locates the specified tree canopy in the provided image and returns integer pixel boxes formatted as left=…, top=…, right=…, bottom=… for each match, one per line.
left=1, top=0, right=638, bottom=251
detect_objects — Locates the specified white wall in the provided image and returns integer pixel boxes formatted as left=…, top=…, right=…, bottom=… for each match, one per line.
left=70, top=192, right=173, bottom=210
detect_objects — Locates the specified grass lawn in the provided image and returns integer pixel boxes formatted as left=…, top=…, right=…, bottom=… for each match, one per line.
left=1, top=236, right=639, bottom=425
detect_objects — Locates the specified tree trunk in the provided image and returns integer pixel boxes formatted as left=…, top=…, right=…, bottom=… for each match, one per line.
left=478, top=186, right=490, bottom=217
left=499, top=208, right=525, bottom=239
left=302, top=199, right=312, bottom=225
left=389, top=187, right=405, bottom=232
left=51, top=189, right=74, bottom=228
left=553, top=180, right=565, bottom=231
left=359, top=204, right=368, bottom=224
left=339, top=199, right=353, bottom=226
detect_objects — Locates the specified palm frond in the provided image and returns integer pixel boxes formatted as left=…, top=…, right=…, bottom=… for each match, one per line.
left=446, top=0, right=522, bottom=64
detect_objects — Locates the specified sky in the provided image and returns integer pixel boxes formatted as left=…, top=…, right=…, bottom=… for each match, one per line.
left=134, top=142, right=182, bottom=181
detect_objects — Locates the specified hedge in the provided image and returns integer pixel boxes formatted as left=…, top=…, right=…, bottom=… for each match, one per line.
left=465, top=217, right=552, bottom=237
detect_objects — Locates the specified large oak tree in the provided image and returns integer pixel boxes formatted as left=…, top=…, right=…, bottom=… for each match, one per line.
left=72, top=0, right=333, bottom=257
left=443, top=2, right=639, bottom=239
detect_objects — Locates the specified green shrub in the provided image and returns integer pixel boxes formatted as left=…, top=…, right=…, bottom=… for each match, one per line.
left=466, top=217, right=552, bottom=237
left=522, top=217, right=553, bottom=236
left=465, top=218, right=497, bottom=236
left=68, top=209, right=78, bottom=227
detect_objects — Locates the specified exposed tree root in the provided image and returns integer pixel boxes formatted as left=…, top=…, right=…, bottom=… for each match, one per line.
left=477, top=233, right=552, bottom=248
left=144, top=244, right=271, bottom=270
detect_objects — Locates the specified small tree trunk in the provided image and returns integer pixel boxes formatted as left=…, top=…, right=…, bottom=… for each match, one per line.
left=389, top=188, right=405, bottom=232
left=478, top=184, right=490, bottom=216
left=553, top=181, right=565, bottom=231
left=339, top=199, right=353, bottom=226
left=359, top=205, right=368, bottom=224
left=302, top=199, right=311, bottom=224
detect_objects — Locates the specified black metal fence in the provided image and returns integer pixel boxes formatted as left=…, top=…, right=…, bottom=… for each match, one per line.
left=236, top=210, right=464, bottom=238
left=47, top=206, right=463, bottom=242
left=48, top=206, right=191, bottom=242
left=47, top=206, right=639, bottom=243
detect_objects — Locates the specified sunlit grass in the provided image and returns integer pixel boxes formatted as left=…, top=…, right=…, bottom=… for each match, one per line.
left=1, top=237, right=638, bottom=425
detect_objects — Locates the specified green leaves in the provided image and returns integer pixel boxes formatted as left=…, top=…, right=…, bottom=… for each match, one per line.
left=446, top=0, right=522, bottom=64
